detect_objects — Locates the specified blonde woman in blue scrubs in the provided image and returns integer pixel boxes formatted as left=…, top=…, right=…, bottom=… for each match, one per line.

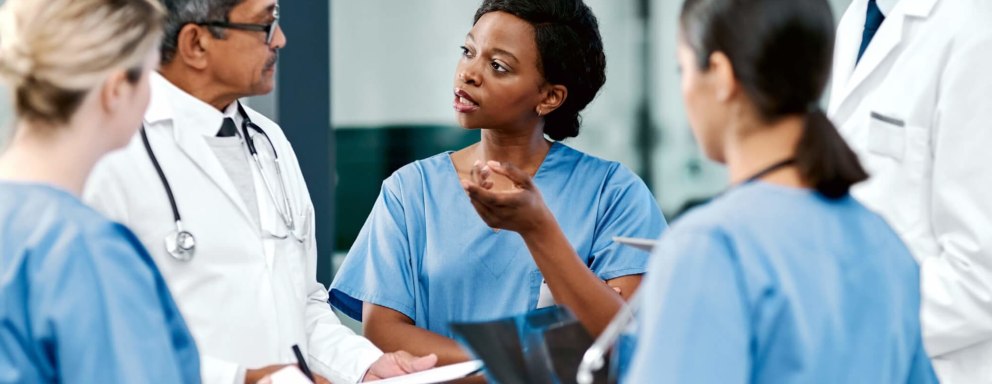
left=625, top=0, right=936, bottom=382
left=331, top=0, right=667, bottom=366
left=0, top=0, right=199, bottom=382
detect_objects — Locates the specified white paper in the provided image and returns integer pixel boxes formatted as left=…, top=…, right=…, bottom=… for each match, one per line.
left=612, top=236, right=657, bottom=252
left=363, top=360, right=484, bottom=384
left=260, top=366, right=312, bottom=384
left=537, top=279, right=555, bottom=308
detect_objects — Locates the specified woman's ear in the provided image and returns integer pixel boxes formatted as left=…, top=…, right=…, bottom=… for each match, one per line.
left=99, top=70, right=130, bottom=115
left=708, top=51, right=738, bottom=103
left=536, top=84, right=568, bottom=116
left=174, top=24, right=210, bottom=70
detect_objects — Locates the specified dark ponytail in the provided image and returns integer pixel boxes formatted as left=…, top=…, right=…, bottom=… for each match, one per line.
left=681, top=0, right=867, bottom=198
left=797, top=109, right=868, bottom=198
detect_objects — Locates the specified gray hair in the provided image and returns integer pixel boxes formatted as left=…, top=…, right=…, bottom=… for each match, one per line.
left=159, top=0, right=242, bottom=63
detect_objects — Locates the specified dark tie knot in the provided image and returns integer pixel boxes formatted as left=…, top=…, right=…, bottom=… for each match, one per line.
left=217, top=118, right=238, bottom=137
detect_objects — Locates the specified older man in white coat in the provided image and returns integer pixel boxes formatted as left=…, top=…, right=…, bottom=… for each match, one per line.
left=84, top=0, right=436, bottom=383
left=829, top=0, right=992, bottom=382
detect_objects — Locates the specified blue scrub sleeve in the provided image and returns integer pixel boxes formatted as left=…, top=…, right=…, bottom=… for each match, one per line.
left=33, top=225, right=199, bottom=383
left=626, top=230, right=750, bottom=383
left=330, top=181, right=417, bottom=321
left=588, top=164, right=668, bottom=281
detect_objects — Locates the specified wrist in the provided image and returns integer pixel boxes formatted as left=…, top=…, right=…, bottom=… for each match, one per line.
left=243, top=368, right=260, bottom=384
left=518, top=207, right=556, bottom=238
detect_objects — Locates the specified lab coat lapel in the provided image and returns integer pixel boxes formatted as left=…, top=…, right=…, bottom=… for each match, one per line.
left=171, top=107, right=256, bottom=227
left=838, top=10, right=905, bottom=107
left=832, top=0, right=940, bottom=113
left=828, top=0, right=867, bottom=115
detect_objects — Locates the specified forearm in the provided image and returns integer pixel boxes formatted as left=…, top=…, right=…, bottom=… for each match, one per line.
left=520, top=211, right=626, bottom=336
left=365, top=319, right=470, bottom=366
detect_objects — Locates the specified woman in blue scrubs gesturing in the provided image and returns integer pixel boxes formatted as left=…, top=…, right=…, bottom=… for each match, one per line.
left=0, top=0, right=200, bottom=382
left=331, top=0, right=667, bottom=365
left=626, top=0, right=936, bottom=382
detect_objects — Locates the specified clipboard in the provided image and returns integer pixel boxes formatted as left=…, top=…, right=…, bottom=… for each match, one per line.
left=611, top=236, right=657, bottom=252
left=363, top=360, right=484, bottom=384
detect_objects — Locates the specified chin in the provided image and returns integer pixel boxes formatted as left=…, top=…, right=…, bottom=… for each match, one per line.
left=456, top=116, right=484, bottom=129
left=251, top=83, right=275, bottom=97
left=700, top=145, right=725, bottom=164
left=110, top=129, right=139, bottom=151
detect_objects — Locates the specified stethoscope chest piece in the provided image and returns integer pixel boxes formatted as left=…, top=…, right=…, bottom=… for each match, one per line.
left=165, top=226, right=196, bottom=262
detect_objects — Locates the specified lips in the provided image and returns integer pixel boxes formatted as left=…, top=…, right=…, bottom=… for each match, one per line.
left=453, top=89, right=480, bottom=113
left=264, top=52, right=279, bottom=71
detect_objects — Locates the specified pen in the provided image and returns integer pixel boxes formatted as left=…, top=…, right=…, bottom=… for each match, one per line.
left=292, top=344, right=315, bottom=383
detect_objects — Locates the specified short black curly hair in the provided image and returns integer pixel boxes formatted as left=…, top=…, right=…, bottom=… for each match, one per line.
left=474, top=0, right=606, bottom=141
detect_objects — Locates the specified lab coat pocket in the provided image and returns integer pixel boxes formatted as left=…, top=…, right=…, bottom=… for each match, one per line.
left=279, top=238, right=308, bottom=299
left=867, top=111, right=907, bottom=160
left=864, top=111, right=929, bottom=232
left=278, top=209, right=311, bottom=299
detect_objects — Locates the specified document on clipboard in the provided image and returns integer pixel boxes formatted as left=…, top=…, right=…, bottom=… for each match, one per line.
left=363, top=360, right=484, bottom=384
left=612, top=236, right=658, bottom=252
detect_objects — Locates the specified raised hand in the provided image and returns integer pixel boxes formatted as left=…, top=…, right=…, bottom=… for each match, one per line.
left=461, top=161, right=554, bottom=235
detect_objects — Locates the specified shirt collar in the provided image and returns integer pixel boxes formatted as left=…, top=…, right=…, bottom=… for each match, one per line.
left=146, top=72, right=235, bottom=138
left=876, top=0, right=898, bottom=16
left=222, top=99, right=246, bottom=138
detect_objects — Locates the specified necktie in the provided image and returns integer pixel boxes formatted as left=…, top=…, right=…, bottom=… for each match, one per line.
left=857, top=0, right=885, bottom=64
left=217, top=117, right=238, bottom=137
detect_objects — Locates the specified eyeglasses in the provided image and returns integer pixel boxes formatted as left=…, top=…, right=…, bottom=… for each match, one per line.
left=197, top=4, right=280, bottom=45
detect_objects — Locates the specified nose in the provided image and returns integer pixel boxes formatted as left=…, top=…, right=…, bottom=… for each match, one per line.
left=270, top=24, right=287, bottom=49
left=458, top=66, right=481, bottom=86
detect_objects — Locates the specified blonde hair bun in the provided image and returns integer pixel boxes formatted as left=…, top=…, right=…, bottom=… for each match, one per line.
left=0, top=0, right=165, bottom=123
left=0, top=2, right=39, bottom=87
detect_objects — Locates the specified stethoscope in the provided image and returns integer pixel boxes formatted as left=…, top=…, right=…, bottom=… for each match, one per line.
left=140, top=102, right=299, bottom=262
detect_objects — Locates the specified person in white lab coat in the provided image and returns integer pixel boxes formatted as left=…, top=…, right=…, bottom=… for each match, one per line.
left=84, top=0, right=436, bottom=383
left=829, top=0, right=992, bottom=382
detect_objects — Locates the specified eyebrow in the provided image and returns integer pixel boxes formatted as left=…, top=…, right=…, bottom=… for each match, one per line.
left=465, top=33, right=520, bottom=64
left=253, top=4, right=277, bottom=21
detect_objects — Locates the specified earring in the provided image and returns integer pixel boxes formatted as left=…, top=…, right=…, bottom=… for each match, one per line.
left=536, top=107, right=543, bottom=117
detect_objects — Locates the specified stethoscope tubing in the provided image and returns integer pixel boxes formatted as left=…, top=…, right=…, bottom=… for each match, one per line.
left=140, top=102, right=302, bottom=262
left=237, top=103, right=296, bottom=231
left=141, top=127, right=182, bottom=223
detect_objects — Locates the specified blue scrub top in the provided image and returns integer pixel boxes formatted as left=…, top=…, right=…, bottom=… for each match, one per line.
left=625, top=182, right=936, bottom=383
left=330, top=142, right=667, bottom=337
left=0, top=183, right=200, bottom=384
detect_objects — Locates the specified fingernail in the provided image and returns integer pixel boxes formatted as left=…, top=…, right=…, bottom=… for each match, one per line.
left=473, top=160, right=482, bottom=167
left=487, top=160, right=500, bottom=168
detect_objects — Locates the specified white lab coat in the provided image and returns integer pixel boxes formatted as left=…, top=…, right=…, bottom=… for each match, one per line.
left=829, top=0, right=992, bottom=382
left=84, top=73, right=382, bottom=384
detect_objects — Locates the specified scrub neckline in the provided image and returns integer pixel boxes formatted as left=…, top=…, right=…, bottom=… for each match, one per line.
left=443, top=140, right=562, bottom=185
left=0, top=179, right=79, bottom=198
left=442, top=141, right=562, bottom=220
left=748, top=180, right=817, bottom=195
